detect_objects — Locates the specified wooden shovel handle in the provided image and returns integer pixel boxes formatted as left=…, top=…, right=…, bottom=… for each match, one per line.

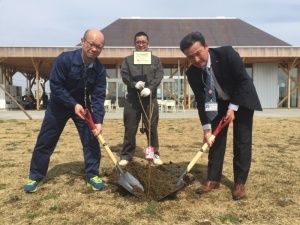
left=186, top=116, right=232, bottom=173
left=97, top=134, right=117, bottom=165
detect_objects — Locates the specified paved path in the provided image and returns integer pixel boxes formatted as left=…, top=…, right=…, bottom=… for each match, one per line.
left=0, top=108, right=299, bottom=120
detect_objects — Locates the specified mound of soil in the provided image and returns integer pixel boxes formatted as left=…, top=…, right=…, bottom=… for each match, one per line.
left=106, top=158, right=187, bottom=202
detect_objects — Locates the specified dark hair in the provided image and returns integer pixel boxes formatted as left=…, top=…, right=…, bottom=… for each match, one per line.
left=180, top=32, right=206, bottom=52
left=134, top=31, right=149, bottom=42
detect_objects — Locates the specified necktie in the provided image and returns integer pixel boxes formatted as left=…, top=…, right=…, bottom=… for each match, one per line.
left=205, top=67, right=218, bottom=121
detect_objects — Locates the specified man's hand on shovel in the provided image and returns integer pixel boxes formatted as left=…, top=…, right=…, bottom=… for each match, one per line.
left=204, top=113, right=234, bottom=147
left=203, top=130, right=214, bottom=147
left=75, top=104, right=85, bottom=120
left=91, top=124, right=102, bottom=137
left=78, top=108, right=102, bottom=137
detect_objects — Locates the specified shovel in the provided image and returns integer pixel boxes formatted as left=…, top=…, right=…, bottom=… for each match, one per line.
left=80, top=109, right=144, bottom=195
left=176, top=116, right=232, bottom=187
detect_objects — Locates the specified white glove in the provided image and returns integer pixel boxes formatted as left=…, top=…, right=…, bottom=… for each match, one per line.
left=140, top=88, right=151, bottom=97
left=135, top=81, right=145, bottom=90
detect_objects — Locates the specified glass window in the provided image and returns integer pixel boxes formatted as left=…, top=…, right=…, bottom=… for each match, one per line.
left=278, top=67, right=298, bottom=107
left=105, top=64, right=117, bottom=78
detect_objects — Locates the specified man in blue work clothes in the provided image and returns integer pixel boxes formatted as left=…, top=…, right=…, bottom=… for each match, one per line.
left=24, top=29, right=107, bottom=192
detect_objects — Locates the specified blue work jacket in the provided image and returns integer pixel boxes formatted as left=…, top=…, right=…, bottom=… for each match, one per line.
left=49, top=49, right=106, bottom=124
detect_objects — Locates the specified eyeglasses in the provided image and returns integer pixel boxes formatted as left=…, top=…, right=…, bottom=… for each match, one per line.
left=84, top=39, right=103, bottom=50
left=135, top=41, right=148, bottom=46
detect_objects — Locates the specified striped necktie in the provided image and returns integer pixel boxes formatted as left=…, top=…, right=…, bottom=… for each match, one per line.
left=205, top=67, right=218, bottom=121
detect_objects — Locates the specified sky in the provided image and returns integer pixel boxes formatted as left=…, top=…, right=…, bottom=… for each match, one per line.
left=0, top=0, right=299, bottom=47
left=0, top=0, right=299, bottom=93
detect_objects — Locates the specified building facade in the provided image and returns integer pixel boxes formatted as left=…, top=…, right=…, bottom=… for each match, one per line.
left=0, top=18, right=299, bottom=109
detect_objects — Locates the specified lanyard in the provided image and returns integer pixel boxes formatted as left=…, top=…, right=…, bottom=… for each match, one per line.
left=82, top=65, right=88, bottom=108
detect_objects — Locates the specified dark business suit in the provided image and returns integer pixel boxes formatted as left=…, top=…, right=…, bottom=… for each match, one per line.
left=186, top=46, right=262, bottom=184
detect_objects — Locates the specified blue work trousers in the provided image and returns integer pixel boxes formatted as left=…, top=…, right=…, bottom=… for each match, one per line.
left=28, top=103, right=101, bottom=181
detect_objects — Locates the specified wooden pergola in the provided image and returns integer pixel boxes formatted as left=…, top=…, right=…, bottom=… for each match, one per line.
left=1, top=46, right=299, bottom=111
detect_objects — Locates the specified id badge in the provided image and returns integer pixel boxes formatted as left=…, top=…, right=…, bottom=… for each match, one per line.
left=205, top=102, right=218, bottom=112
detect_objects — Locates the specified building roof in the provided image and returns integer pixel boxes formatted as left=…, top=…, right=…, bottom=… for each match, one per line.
left=101, top=17, right=291, bottom=47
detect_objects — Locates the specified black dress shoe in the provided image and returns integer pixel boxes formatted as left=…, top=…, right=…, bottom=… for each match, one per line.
left=196, top=180, right=220, bottom=194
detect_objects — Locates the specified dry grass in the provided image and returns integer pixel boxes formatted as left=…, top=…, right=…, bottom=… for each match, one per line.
left=0, top=117, right=299, bottom=225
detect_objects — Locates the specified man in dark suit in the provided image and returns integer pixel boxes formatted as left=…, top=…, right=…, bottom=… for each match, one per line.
left=180, top=32, right=262, bottom=200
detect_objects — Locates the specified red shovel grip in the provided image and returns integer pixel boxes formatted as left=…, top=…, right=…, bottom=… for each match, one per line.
left=212, top=116, right=232, bottom=136
left=80, top=109, right=96, bottom=130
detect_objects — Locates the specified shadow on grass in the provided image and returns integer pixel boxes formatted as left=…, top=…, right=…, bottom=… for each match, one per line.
left=46, top=161, right=85, bottom=181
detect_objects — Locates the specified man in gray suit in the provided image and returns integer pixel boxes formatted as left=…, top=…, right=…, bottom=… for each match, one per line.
left=180, top=31, right=262, bottom=200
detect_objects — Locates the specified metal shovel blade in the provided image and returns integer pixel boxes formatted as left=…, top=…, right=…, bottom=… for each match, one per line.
left=118, top=174, right=133, bottom=193
left=118, top=171, right=144, bottom=194
left=176, top=168, right=188, bottom=187
left=116, top=163, right=144, bottom=195
left=157, top=184, right=184, bottom=201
